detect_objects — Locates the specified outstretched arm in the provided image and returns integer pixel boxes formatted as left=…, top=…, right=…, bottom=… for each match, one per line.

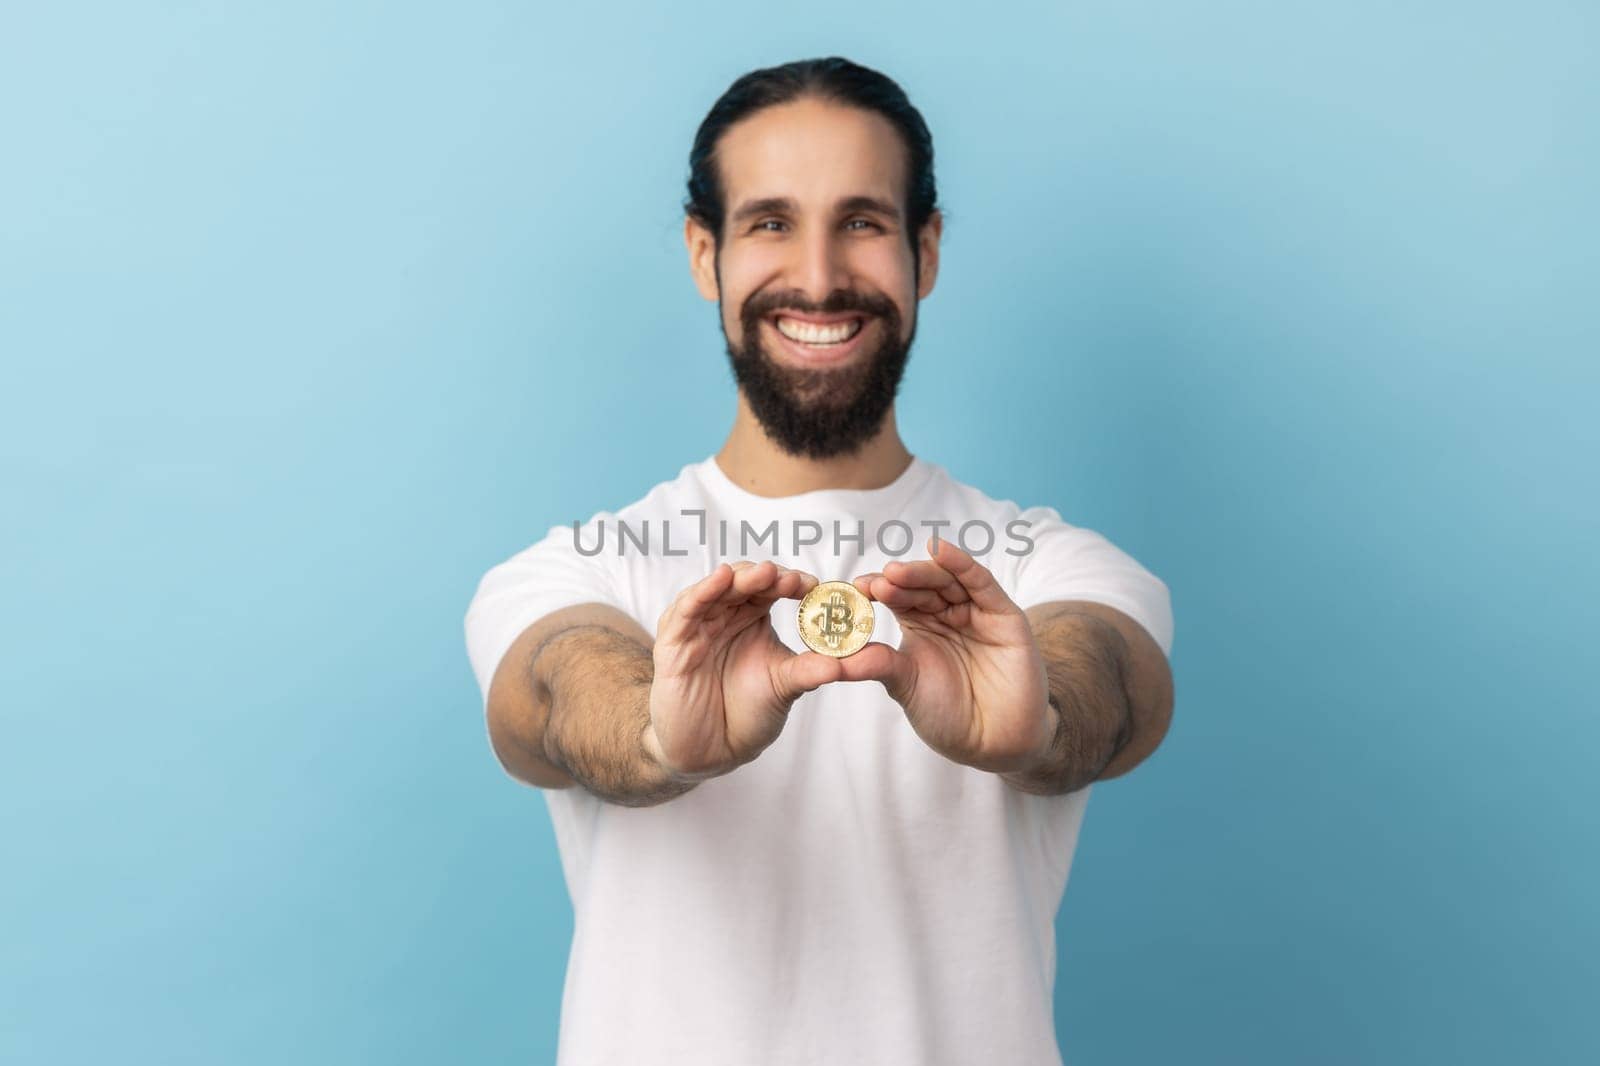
left=847, top=537, right=1174, bottom=796
left=486, top=561, right=836, bottom=808
left=1002, top=599, right=1174, bottom=795
left=486, top=601, right=694, bottom=807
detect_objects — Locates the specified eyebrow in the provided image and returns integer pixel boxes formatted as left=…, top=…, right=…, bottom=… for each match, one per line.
left=728, top=195, right=902, bottom=226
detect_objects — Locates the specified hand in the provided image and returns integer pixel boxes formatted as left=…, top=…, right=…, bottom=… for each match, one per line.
left=841, top=537, right=1054, bottom=774
left=645, top=560, right=848, bottom=780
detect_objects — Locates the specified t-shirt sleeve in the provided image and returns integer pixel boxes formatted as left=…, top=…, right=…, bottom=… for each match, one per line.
left=462, top=513, right=631, bottom=708
left=1007, top=505, right=1174, bottom=657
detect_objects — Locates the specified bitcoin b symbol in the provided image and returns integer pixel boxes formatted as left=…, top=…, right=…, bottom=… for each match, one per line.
left=796, top=580, right=875, bottom=658
left=811, top=592, right=854, bottom=650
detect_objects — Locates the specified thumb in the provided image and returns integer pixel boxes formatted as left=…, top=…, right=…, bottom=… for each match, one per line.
left=771, top=650, right=846, bottom=704
left=836, top=642, right=916, bottom=704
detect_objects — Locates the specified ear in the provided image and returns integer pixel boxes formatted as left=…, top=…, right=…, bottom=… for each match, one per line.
left=685, top=216, right=720, bottom=302
left=915, top=209, right=942, bottom=300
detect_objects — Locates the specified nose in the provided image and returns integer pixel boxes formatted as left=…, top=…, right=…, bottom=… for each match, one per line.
left=793, top=224, right=851, bottom=306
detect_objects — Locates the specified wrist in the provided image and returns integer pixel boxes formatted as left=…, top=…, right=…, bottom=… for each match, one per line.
left=1006, top=692, right=1065, bottom=780
left=1038, top=692, right=1066, bottom=762
left=640, top=719, right=682, bottom=782
left=640, top=718, right=721, bottom=786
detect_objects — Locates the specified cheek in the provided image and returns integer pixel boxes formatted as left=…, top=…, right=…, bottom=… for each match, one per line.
left=715, top=251, right=764, bottom=306
left=722, top=244, right=785, bottom=286
left=849, top=243, right=916, bottom=301
left=717, top=257, right=786, bottom=345
left=721, top=300, right=748, bottom=343
left=720, top=290, right=762, bottom=346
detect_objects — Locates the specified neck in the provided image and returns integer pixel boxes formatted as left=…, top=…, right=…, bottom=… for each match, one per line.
left=715, top=394, right=914, bottom=498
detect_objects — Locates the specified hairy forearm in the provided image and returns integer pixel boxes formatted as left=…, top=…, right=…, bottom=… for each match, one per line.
left=1001, top=606, right=1134, bottom=796
left=531, top=624, right=698, bottom=808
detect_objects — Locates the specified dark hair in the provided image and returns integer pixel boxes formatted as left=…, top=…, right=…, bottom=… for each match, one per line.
left=684, top=57, right=940, bottom=253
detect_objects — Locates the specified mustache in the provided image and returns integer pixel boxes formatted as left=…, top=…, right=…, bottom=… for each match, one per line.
left=741, top=288, right=899, bottom=321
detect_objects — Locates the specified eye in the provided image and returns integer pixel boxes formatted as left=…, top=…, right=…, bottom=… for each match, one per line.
left=845, top=218, right=881, bottom=232
left=753, top=219, right=788, bottom=233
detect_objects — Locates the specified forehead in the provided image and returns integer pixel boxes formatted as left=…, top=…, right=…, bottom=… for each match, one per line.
left=715, top=97, right=907, bottom=212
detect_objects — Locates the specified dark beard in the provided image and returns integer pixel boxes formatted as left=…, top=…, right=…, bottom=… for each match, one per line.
left=721, top=284, right=915, bottom=460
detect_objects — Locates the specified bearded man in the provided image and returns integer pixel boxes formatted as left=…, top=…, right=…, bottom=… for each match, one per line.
left=465, top=56, right=1175, bottom=1066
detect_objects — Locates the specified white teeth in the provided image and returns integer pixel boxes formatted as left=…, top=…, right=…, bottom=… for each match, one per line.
left=775, top=316, right=863, bottom=345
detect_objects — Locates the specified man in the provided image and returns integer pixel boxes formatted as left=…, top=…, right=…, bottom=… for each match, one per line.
left=464, top=56, right=1175, bottom=1066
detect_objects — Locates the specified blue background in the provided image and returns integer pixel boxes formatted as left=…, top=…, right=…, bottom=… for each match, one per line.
left=3, top=2, right=1595, bottom=1063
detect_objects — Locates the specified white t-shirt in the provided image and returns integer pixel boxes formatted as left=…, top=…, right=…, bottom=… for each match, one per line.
left=464, top=454, right=1173, bottom=1066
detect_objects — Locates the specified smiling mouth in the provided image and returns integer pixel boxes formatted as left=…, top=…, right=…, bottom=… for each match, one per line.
left=770, top=314, right=866, bottom=347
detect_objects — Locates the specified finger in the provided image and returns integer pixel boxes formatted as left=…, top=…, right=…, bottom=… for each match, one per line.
left=689, top=562, right=738, bottom=600
left=854, top=572, right=948, bottom=614
left=761, top=565, right=810, bottom=602
left=728, top=558, right=781, bottom=599
left=707, top=559, right=780, bottom=613
left=850, top=572, right=881, bottom=596
left=655, top=563, right=735, bottom=646
left=878, top=559, right=971, bottom=606
left=739, top=566, right=809, bottom=613
left=771, top=649, right=846, bottom=702
left=925, top=536, right=1015, bottom=613
left=757, top=567, right=821, bottom=607
left=718, top=564, right=811, bottom=632
left=834, top=641, right=916, bottom=704
left=665, top=559, right=775, bottom=629
left=789, top=569, right=822, bottom=598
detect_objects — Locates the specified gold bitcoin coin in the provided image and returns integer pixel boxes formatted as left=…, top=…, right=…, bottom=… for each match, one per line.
left=797, top=580, right=875, bottom=658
